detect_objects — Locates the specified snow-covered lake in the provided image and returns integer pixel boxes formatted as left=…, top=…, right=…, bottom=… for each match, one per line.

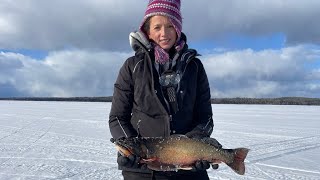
left=0, top=101, right=319, bottom=179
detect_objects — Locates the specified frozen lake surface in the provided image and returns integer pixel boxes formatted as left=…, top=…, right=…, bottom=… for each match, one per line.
left=0, top=101, right=319, bottom=179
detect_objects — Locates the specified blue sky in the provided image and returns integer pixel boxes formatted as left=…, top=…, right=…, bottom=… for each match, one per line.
left=0, top=49, right=48, bottom=60
left=1, top=0, right=320, bottom=98
left=190, top=33, right=286, bottom=52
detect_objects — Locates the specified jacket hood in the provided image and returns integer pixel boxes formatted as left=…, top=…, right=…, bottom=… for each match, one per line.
left=129, top=31, right=152, bottom=52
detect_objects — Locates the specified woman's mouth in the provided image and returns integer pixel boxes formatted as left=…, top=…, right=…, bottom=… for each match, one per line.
left=160, top=39, right=171, bottom=45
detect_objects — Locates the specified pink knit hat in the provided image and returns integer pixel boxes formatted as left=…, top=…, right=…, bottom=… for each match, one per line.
left=140, top=0, right=182, bottom=40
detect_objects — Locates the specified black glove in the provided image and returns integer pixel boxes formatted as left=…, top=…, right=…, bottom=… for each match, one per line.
left=185, top=131, right=222, bottom=149
left=201, top=137, right=222, bottom=149
left=111, top=137, right=148, bottom=169
left=111, top=137, right=140, bottom=168
left=211, top=164, right=219, bottom=169
left=185, top=129, right=206, bottom=139
left=191, top=160, right=219, bottom=171
left=191, top=160, right=210, bottom=171
left=117, top=154, right=141, bottom=168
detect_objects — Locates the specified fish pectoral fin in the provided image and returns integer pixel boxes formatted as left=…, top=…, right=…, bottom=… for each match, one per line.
left=141, top=157, right=157, bottom=162
left=177, top=166, right=193, bottom=170
left=146, top=162, right=178, bottom=171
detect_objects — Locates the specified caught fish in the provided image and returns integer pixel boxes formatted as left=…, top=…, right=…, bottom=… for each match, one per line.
left=113, top=135, right=249, bottom=175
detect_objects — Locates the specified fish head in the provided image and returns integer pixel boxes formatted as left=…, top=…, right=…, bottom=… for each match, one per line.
left=114, top=137, right=144, bottom=157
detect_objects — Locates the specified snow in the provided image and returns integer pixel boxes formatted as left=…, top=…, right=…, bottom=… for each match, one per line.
left=0, top=101, right=319, bottom=179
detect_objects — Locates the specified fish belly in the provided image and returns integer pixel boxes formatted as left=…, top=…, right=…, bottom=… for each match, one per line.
left=146, top=138, right=220, bottom=165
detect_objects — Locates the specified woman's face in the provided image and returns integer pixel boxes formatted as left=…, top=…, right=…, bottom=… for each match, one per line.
left=147, top=15, right=177, bottom=51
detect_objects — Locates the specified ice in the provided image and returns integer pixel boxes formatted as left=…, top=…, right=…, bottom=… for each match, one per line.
left=0, top=101, right=319, bottom=179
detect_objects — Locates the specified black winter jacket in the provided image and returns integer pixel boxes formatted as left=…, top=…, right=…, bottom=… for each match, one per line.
left=109, top=32, right=214, bottom=172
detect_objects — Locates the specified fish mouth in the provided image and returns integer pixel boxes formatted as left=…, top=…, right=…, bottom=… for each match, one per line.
left=115, top=142, right=134, bottom=157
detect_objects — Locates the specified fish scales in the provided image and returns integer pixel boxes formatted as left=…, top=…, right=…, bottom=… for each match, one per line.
left=143, top=136, right=232, bottom=165
left=114, top=135, right=249, bottom=175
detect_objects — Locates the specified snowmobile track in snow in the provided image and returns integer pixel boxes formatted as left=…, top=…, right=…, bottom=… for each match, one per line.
left=248, top=135, right=320, bottom=163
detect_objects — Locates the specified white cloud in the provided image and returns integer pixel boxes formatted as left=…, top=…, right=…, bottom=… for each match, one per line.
left=1, top=1, right=320, bottom=98
left=202, top=46, right=320, bottom=98
left=183, top=0, right=320, bottom=45
left=1, top=45, right=320, bottom=98
left=0, top=50, right=131, bottom=97
left=0, top=0, right=145, bottom=50
left=1, top=0, right=320, bottom=50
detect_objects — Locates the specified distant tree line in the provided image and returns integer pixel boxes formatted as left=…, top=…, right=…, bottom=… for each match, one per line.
left=211, top=97, right=320, bottom=105
left=1, top=96, right=320, bottom=105
left=0, top=96, right=113, bottom=102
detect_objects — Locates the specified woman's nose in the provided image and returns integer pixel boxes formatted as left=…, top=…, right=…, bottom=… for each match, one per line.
left=161, top=27, right=170, bottom=37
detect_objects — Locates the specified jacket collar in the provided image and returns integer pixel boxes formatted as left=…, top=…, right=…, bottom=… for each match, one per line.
left=129, top=31, right=188, bottom=53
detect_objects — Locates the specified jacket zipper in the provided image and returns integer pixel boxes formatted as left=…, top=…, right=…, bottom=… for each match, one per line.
left=145, top=50, right=171, bottom=136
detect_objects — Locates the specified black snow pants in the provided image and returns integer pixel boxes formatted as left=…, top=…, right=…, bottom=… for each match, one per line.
left=122, top=170, right=210, bottom=180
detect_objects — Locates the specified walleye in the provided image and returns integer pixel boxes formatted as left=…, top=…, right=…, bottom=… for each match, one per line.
left=113, top=135, right=249, bottom=175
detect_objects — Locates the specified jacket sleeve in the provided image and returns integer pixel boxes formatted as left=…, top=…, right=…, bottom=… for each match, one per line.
left=186, top=59, right=214, bottom=138
left=109, top=58, right=138, bottom=139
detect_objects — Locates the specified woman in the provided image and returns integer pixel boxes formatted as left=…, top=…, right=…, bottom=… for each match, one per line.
left=109, top=0, right=221, bottom=179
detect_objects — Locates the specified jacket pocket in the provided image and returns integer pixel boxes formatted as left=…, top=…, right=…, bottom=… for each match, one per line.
left=131, top=110, right=169, bottom=137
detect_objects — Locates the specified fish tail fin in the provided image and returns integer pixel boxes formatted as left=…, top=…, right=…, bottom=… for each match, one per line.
left=226, top=148, right=249, bottom=175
